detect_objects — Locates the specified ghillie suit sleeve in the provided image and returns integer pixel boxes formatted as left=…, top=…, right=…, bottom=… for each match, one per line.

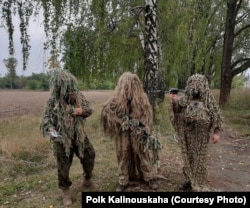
left=73, top=91, right=93, bottom=157
left=205, top=93, right=223, bottom=134
left=169, top=96, right=186, bottom=134
left=169, top=94, right=189, bottom=142
left=40, top=70, right=92, bottom=158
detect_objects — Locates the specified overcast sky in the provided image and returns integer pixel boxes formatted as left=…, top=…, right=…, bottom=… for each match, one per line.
left=0, top=11, right=48, bottom=77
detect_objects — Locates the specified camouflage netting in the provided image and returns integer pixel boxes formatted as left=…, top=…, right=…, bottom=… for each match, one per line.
left=40, top=70, right=91, bottom=157
left=170, top=73, right=223, bottom=190
left=121, top=116, right=163, bottom=165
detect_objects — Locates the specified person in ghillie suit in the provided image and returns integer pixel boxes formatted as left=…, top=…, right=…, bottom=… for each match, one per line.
left=40, top=70, right=95, bottom=206
left=169, top=73, right=222, bottom=191
left=101, top=72, right=161, bottom=192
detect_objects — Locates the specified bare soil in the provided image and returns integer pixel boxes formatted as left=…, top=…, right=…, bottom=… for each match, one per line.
left=207, top=127, right=250, bottom=191
left=0, top=90, right=249, bottom=192
left=0, top=89, right=112, bottom=117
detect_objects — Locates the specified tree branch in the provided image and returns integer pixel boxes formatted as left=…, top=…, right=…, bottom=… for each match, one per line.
left=232, top=58, right=250, bottom=68
left=232, top=59, right=250, bottom=77
left=234, top=24, right=250, bottom=38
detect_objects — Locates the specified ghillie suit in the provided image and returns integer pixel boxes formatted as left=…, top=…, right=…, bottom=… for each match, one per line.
left=101, top=72, right=162, bottom=191
left=40, top=70, right=95, bottom=191
left=170, top=74, right=222, bottom=191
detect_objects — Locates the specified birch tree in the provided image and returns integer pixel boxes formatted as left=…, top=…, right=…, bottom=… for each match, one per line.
left=143, top=0, right=161, bottom=111
left=3, top=57, right=17, bottom=89
left=1, top=0, right=33, bottom=71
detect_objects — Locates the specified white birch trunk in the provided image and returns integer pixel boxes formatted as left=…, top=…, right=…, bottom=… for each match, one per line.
left=143, top=0, right=159, bottom=110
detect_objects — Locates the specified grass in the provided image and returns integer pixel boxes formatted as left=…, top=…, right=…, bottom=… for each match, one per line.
left=0, top=89, right=250, bottom=207
left=220, top=88, right=250, bottom=136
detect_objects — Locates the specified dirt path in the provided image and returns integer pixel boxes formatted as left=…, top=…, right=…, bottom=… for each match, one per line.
left=208, top=126, right=250, bottom=191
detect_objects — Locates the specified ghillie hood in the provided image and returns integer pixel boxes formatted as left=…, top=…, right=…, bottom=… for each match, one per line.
left=49, top=70, right=78, bottom=101
left=101, top=72, right=153, bottom=138
left=185, top=73, right=210, bottom=102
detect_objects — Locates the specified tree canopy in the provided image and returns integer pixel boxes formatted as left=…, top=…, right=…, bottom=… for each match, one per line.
left=1, top=0, right=250, bottom=105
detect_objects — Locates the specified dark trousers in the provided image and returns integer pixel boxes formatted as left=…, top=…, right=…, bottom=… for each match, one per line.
left=54, top=137, right=95, bottom=190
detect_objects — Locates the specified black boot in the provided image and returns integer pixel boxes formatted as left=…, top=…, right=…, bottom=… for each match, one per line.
left=61, top=188, right=73, bottom=206
left=179, top=181, right=192, bottom=190
left=148, top=179, right=159, bottom=190
left=116, top=184, right=127, bottom=192
left=83, top=177, right=94, bottom=188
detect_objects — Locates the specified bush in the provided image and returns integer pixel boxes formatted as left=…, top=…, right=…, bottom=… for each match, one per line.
left=26, top=80, right=40, bottom=90
left=97, top=80, right=115, bottom=90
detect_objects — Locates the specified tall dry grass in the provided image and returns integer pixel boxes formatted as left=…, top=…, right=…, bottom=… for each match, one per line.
left=221, top=88, right=250, bottom=136
left=0, top=114, right=48, bottom=158
left=225, top=88, right=250, bottom=110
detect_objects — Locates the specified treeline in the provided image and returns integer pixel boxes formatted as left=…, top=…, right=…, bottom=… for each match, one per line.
left=0, top=73, right=50, bottom=90
left=0, top=72, right=116, bottom=90
left=0, top=71, right=248, bottom=91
